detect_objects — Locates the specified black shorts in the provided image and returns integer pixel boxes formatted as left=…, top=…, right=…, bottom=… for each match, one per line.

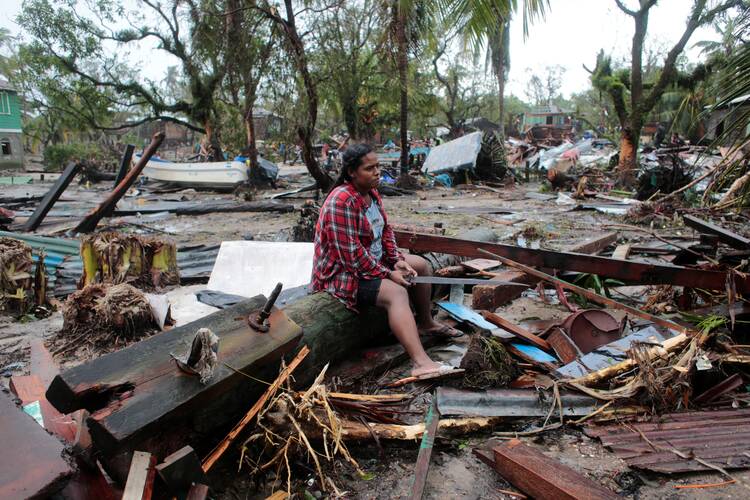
left=356, top=279, right=382, bottom=307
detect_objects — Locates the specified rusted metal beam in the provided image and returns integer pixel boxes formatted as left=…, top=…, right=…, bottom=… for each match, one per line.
left=74, top=132, right=164, bottom=233
left=394, top=231, right=748, bottom=293
left=683, top=215, right=750, bottom=250
left=492, top=439, right=618, bottom=500
left=477, top=247, right=692, bottom=336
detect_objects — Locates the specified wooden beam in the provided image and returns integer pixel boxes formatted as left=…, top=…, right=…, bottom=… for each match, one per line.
left=683, top=215, right=750, bottom=250
left=74, top=132, right=164, bottom=233
left=155, top=446, right=209, bottom=495
left=492, top=439, right=618, bottom=500
left=202, top=346, right=310, bottom=471
left=19, top=161, right=81, bottom=231
left=394, top=231, right=749, bottom=292
left=46, top=295, right=303, bottom=455
left=122, top=451, right=157, bottom=500
left=409, top=398, right=440, bottom=500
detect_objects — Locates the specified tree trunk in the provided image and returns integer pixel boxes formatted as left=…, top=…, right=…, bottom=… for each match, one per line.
left=617, top=127, right=638, bottom=187
left=396, top=9, right=409, bottom=174
left=244, top=105, right=259, bottom=171
left=204, top=120, right=224, bottom=162
left=342, top=98, right=359, bottom=140
left=279, top=0, right=332, bottom=191
left=495, top=21, right=509, bottom=137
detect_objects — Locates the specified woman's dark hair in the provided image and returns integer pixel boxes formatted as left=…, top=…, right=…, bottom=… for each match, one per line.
left=334, top=143, right=373, bottom=188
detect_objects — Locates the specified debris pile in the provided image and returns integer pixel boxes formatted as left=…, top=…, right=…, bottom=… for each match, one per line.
left=53, top=282, right=158, bottom=358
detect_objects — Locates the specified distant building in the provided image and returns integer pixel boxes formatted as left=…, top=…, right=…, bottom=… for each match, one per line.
left=522, top=104, right=572, bottom=131
left=706, top=94, right=750, bottom=144
left=0, top=78, right=24, bottom=169
left=253, top=107, right=282, bottom=140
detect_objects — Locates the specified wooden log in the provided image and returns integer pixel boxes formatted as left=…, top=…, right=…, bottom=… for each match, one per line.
left=296, top=415, right=501, bottom=441
left=489, top=439, right=618, bottom=500
left=122, top=451, right=156, bottom=500
left=19, top=161, right=82, bottom=231
left=74, top=132, right=164, bottom=234
left=46, top=295, right=303, bottom=455
left=0, top=391, right=73, bottom=499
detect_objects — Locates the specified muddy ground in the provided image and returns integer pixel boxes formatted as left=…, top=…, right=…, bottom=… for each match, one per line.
left=1, top=167, right=747, bottom=499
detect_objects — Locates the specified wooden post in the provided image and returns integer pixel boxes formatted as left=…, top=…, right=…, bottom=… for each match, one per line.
left=74, top=132, right=164, bottom=234
left=114, top=144, right=136, bottom=188
left=19, top=162, right=82, bottom=232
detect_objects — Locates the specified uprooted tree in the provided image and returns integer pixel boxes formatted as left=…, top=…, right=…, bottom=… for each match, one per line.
left=590, top=0, right=741, bottom=185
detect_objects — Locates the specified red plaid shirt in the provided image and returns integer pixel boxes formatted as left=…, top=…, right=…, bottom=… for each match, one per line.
left=311, top=182, right=404, bottom=310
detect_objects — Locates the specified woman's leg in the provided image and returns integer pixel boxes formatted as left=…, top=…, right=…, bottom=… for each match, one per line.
left=404, top=254, right=463, bottom=336
left=375, top=279, right=440, bottom=376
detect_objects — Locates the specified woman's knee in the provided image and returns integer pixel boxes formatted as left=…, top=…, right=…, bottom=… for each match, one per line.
left=405, top=254, right=431, bottom=276
left=376, top=279, right=409, bottom=307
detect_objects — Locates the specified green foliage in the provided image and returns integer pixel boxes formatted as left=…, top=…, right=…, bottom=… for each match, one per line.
left=571, top=274, right=624, bottom=307
left=43, top=143, right=107, bottom=171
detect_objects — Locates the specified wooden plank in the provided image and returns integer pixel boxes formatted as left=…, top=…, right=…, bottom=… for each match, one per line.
left=611, top=244, right=632, bottom=260
left=0, top=391, right=73, bottom=499
left=394, top=231, right=749, bottom=292
left=46, top=295, right=303, bottom=455
left=683, top=215, right=750, bottom=250
left=19, top=161, right=81, bottom=231
left=202, top=347, right=310, bottom=471
left=409, top=398, right=440, bottom=500
left=123, top=451, right=157, bottom=500
left=479, top=311, right=551, bottom=351
left=492, top=439, right=618, bottom=500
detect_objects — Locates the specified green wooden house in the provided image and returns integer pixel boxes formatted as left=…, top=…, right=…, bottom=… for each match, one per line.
left=0, top=78, right=24, bottom=169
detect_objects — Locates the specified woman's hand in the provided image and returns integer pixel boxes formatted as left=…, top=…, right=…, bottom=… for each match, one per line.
left=394, top=260, right=417, bottom=278
left=388, top=270, right=413, bottom=287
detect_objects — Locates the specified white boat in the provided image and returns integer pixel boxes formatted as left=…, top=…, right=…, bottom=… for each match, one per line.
left=134, top=154, right=249, bottom=190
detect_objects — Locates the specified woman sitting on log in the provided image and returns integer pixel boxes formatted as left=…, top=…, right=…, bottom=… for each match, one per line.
left=311, top=143, right=463, bottom=381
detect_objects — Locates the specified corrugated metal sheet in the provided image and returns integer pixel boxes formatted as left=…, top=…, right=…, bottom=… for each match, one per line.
left=436, top=387, right=598, bottom=418
left=423, top=132, right=482, bottom=174
left=0, top=231, right=218, bottom=297
left=0, top=230, right=80, bottom=293
left=586, top=408, right=750, bottom=473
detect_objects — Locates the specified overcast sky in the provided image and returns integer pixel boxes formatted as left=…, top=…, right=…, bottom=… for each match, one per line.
left=2, top=0, right=721, bottom=98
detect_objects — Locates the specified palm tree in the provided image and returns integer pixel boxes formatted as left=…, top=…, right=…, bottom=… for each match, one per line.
left=448, top=0, right=548, bottom=138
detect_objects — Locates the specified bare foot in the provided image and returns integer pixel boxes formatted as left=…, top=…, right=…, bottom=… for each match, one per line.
left=411, top=361, right=442, bottom=378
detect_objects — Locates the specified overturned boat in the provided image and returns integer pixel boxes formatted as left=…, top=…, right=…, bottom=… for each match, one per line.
left=134, top=154, right=250, bottom=189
